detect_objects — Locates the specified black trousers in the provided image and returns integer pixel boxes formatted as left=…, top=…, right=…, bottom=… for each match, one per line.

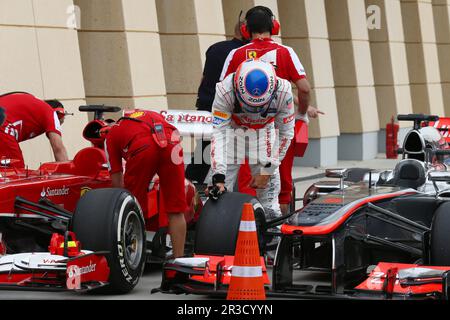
left=185, top=140, right=211, bottom=184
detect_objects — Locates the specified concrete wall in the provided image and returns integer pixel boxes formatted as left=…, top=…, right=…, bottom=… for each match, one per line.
left=0, top=0, right=87, bottom=168
left=278, top=0, right=340, bottom=166
left=401, top=0, right=444, bottom=115
left=325, top=0, right=380, bottom=160
left=156, top=0, right=226, bottom=109
left=1, top=0, right=450, bottom=168
left=75, top=0, right=167, bottom=112
left=365, top=0, right=413, bottom=153
left=432, top=0, right=450, bottom=115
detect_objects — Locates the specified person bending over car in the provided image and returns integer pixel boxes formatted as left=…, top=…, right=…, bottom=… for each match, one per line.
left=0, top=92, right=68, bottom=168
left=209, top=59, right=294, bottom=220
left=220, top=6, right=324, bottom=214
left=105, top=109, right=187, bottom=258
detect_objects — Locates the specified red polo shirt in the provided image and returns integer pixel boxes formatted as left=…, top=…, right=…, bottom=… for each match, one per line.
left=220, top=38, right=307, bottom=82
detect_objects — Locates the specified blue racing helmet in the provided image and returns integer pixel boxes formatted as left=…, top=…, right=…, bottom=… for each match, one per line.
left=234, top=59, right=277, bottom=114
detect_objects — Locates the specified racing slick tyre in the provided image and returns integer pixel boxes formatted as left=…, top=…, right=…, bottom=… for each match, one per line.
left=72, top=188, right=146, bottom=294
left=430, top=201, right=450, bottom=265
left=195, top=192, right=266, bottom=256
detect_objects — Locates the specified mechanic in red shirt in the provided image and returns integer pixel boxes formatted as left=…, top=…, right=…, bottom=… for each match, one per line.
left=220, top=6, right=324, bottom=214
left=0, top=92, right=68, bottom=168
left=105, top=110, right=187, bottom=258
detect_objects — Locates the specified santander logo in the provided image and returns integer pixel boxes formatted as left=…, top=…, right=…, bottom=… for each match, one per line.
left=40, top=186, right=70, bottom=198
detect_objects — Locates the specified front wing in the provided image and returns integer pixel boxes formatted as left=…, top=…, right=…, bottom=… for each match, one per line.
left=157, top=255, right=270, bottom=297
left=157, top=257, right=450, bottom=300
left=0, top=251, right=110, bottom=292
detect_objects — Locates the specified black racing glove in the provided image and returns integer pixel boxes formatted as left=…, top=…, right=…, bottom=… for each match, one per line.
left=208, top=185, right=227, bottom=201
left=209, top=174, right=227, bottom=201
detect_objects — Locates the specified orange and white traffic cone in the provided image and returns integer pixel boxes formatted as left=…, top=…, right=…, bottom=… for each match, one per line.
left=226, top=203, right=266, bottom=300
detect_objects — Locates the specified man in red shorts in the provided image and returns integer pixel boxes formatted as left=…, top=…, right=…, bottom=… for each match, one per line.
left=0, top=92, right=68, bottom=168
left=105, top=109, right=187, bottom=258
left=220, top=6, right=324, bottom=213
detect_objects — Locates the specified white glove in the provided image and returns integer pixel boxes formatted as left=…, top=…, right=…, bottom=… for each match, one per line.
left=296, top=112, right=309, bottom=124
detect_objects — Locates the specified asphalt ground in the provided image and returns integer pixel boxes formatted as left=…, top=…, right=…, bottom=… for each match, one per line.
left=0, top=154, right=398, bottom=300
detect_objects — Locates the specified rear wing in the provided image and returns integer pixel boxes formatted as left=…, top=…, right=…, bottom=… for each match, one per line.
left=158, top=110, right=213, bottom=139
left=429, top=117, right=450, bottom=143
left=157, top=109, right=308, bottom=156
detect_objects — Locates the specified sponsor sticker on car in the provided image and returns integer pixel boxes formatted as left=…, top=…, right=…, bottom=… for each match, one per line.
left=40, top=186, right=70, bottom=198
left=80, top=186, right=91, bottom=197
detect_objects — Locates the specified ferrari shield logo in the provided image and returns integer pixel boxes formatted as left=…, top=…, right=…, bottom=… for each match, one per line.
left=129, top=111, right=144, bottom=119
left=80, top=187, right=91, bottom=197
left=248, top=50, right=257, bottom=59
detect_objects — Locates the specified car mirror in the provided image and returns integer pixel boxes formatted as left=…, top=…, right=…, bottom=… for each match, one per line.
left=325, top=169, right=348, bottom=179
left=0, top=159, right=11, bottom=167
left=428, top=171, right=450, bottom=182
left=379, top=170, right=392, bottom=180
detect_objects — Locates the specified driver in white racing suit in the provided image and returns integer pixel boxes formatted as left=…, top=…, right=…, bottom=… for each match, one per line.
left=209, top=59, right=295, bottom=219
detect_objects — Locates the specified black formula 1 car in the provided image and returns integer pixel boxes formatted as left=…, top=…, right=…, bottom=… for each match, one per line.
left=157, top=114, right=450, bottom=300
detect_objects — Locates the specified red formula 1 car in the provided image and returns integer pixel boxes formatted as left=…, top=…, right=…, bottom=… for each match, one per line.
left=158, top=114, right=450, bottom=300
left=0, top=105, right=201, bottom=293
